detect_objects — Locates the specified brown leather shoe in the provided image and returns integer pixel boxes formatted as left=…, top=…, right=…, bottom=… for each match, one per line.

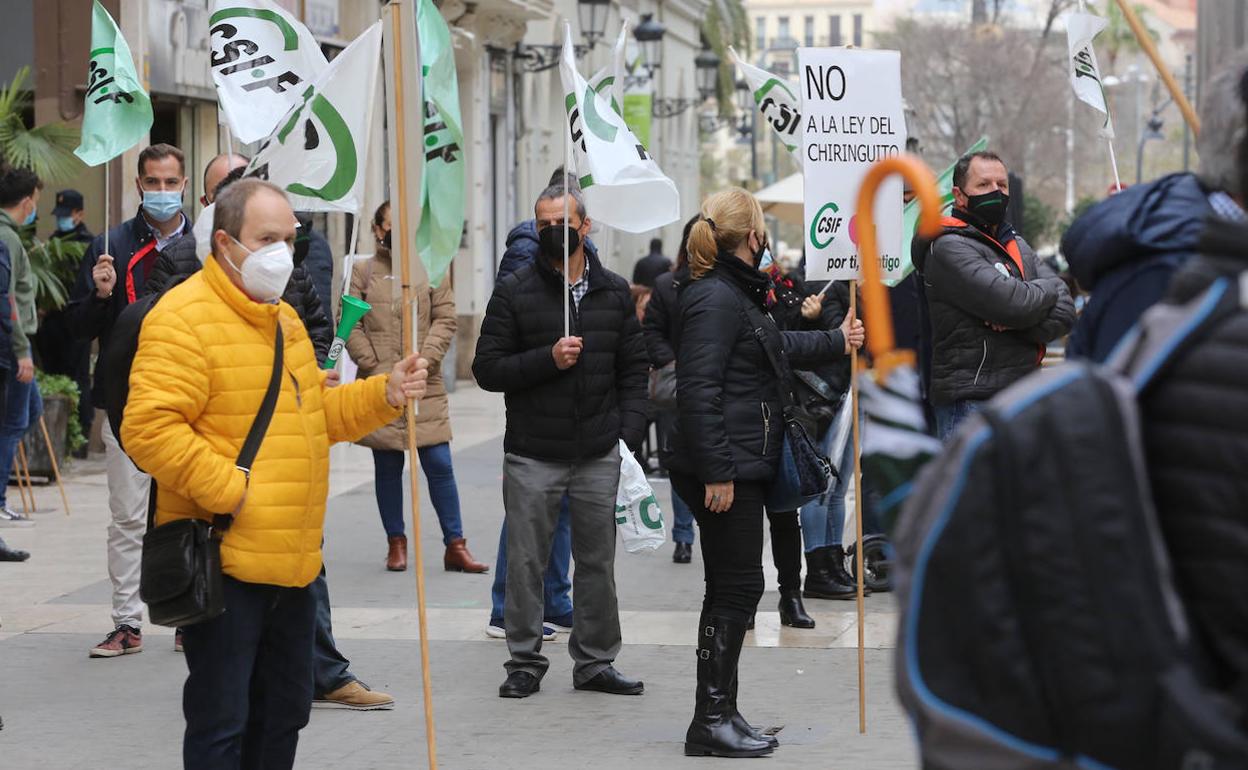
left=444, top=537, right=489, bottom=573
left=386, top=535, right=407, bottom=572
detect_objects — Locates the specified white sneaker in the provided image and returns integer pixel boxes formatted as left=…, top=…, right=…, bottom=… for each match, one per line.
left=0, top=508, right=34, bottom=528
left=486, top=620, right=556, bottom=641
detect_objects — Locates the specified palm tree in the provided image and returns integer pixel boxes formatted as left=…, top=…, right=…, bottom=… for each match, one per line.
left=0, top=65, right=86, bottom=310
left=702, top=0, right=751, bottom=117
left=0, top=66, right=83, bottom=185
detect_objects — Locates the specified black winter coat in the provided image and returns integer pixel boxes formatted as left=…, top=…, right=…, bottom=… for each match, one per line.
left=914, top=215, right=1075, bottom=405
left=669, top=255, right=845, bottom=484
left=142, top=233, right=333, bottom=362
left=67, top=210, right=188, bottom=407
left=1142, top=217, right=1248, bottom=707
left=472, top=249, right=648, bottom=462
left=642, top=266, right=688, bottom=368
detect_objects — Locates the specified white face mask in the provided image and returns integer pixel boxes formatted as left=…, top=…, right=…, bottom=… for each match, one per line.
left=225, top=236, right=294, bottom=303
left=193, top=203, right=215, bottom=263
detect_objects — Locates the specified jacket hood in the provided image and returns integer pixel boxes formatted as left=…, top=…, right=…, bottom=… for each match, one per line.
left=1062, top=173, right=1211, bottom=290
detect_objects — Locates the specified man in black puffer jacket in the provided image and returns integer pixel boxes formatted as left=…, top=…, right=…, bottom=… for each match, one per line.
left=473, top=182, right=648, bottom=701
left=143, top=155, right=332, bottom=362
left=914, top=150, right=1075, bottom=439
left=1142, top=214, right=1248, bottom=718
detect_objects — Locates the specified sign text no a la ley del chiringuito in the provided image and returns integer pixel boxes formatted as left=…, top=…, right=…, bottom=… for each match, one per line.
left=800, top=48, right=907, bottom=282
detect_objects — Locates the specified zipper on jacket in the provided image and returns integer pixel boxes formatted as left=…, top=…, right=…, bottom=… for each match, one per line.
left=761, top=402, right=772, bottom=455
left=973, top=340, right=988, bottom=387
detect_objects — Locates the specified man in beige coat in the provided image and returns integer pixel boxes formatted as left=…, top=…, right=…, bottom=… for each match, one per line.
left=346, top=201, right=487, bottom=573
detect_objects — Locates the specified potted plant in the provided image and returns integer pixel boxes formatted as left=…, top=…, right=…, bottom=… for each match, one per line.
left=20, top=372, right=85, bottom=480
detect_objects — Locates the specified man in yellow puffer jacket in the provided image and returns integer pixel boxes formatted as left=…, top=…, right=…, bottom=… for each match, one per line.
left=122, top=178, right=428, bottom=770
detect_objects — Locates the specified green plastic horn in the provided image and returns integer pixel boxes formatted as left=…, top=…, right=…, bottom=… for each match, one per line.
left=323, top=295, right=372, bottom=369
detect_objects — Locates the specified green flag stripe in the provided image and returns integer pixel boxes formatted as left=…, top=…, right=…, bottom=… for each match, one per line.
left=89, top=47, right=115, bottom=58
left=208, top=8, right=300, bottom=51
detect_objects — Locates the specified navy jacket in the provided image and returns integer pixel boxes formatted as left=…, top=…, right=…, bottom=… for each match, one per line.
left=67, top=210, right=188, bottom=407
left=1063, top=173, right=1212, bottom=362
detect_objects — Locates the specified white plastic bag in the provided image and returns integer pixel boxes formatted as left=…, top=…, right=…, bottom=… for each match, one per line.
left=615, top=440, right=666, bottom=553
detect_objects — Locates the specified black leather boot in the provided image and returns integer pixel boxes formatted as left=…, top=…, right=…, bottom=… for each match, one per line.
left=727, top=642, right=779, bottom=749
left=685, top=617, right=775, bottom=757
left=778, top=589, right=815, bottom=628
left=830, top=545, right=871, bottom=596
left=803, top=546, right=857, bottom=599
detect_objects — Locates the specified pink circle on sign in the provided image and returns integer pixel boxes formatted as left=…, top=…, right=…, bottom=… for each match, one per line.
left=848, top=215, right=859, bottom=245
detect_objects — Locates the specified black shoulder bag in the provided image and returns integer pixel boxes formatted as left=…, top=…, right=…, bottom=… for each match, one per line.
left=139, top=323, right=284, bottom=628
left=738, top=302, right=836, bottom=512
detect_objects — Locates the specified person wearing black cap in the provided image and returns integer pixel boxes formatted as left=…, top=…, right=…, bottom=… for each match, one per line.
left=51, top=189, right=93, bottom=244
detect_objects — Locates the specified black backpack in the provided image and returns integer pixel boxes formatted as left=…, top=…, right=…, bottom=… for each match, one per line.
left=100, top=275, right=187, bottom=452
left=894, top=276, right=1248, bottom=769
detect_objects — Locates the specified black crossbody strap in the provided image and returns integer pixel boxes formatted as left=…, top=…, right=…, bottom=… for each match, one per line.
left=146, top=321, right=285, bottom=534
left=237, top=322, right=284, bottom=473
left=736, top=299, right=799, bottom=414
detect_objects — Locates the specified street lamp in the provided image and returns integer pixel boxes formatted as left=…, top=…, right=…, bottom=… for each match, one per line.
left=634, top=14, right=666, bottom=75
left=650, top=39, right=719, bottom=119
left=515, top=0, right=608, bottom=73
left=577, top=0, right=610, bottom=50
left=735, top=78, right=753, bottom=137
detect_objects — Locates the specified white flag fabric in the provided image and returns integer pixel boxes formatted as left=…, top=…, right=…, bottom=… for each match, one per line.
left=247, top=22, right=382, bottom=213
left=589, top=25, right=627, bottom=116
left=209, top=0, right=328, bottom=143
left=560, top=24, right=679, bottom=234
left=731, top=47, right=801, bottom=156
left=1066, top=11, right=1115, bottom=139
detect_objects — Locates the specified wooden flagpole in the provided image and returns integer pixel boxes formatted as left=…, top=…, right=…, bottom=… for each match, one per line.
left=1111, top=0, right=1199, bottom=136
left=38, top=416, right=70, bottom=515
left=849, top=282, right=866, bottom=735
left=13, top=443, right=32, bottom=514
left=16, top=442, right=35, bottom=513
left=388, top=3, right=437, bottom=767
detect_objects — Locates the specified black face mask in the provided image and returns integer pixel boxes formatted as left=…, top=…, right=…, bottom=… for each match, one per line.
left=965, top=189, right=1009, bottom=227
left=752, top=235, right=770, bottom=269
left=539, top=224, right=581, bottom=262
left=381, top=229, right=392, bottom=250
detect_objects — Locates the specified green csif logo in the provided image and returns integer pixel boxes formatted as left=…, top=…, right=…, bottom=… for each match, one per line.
left=810, top=202, right=844, bottom=250
left=256, top=85, right=357, bottom=202
left=209, top=7, right=305, bottom=95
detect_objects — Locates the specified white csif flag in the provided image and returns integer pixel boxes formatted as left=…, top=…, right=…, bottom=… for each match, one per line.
left=731, top=47, right=801, bottom=156
left=560, top=24, right=679, bottom=234
left=209, top=0, right=329, bottom=143
left=247, top=21, right=382, bottom=213
left=1066, top=10, right=1115, bottom=139
left=590, top=24, right=628, bottom=116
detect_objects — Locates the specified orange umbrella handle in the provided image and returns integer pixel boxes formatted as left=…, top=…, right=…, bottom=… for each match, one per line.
left=854, top=154, right=942, bottom=369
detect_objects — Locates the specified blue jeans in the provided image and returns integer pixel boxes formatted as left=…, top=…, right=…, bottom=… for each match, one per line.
left=181, top=576, right=315, bottom=770
left=310, top=564, right=353, bottom=697
left=670, top=486, right=695, bottom=545
left=934, top=399, right=984, bottom=442
left=800, top=417, right=853, bottom=552
left=489, top=495, right=572, bottom=622
left=372, top=444, right=464, bottom=545
left=0, top=372, right=40, bottom=509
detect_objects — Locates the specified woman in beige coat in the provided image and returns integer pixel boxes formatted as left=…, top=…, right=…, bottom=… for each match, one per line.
left=346, top=201, right=488, bottom=574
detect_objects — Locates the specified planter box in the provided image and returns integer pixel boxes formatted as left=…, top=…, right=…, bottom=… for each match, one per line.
left=20, top=394, right=71, bottom=481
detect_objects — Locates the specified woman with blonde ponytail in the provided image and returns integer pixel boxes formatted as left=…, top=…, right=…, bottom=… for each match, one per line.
left=666, top=187, right=864, bottom=759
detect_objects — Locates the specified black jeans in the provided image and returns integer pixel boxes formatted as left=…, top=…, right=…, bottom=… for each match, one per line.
left=310, top=565, right=354, bottom=697
left=766, top=510, right=802, bottom=594
left=182, top=575, right=316, bottom=770
left=672, top=474, right=766, bottom=623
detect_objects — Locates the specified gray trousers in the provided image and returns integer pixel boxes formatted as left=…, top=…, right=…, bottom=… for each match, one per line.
left=502, top=446, right=621, bottom=685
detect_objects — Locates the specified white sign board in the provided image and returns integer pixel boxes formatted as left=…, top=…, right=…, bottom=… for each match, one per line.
left=800, top=48, right=907, bottom=281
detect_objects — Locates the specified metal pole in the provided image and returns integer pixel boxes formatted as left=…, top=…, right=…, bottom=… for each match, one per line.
left=1065, top=89, right=1075, bottom=214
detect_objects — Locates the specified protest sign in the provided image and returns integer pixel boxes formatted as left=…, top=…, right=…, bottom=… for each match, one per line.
left=800, top=48, right=906, bottom=282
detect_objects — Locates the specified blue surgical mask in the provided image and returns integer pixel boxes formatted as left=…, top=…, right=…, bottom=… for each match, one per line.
left=22, top=207, right=36, bottom=227
left=56, top=216, right=75, bottom=232
left=142, top=190, right=183, bottom=223
left=758, top=248, right=774, bottom=272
